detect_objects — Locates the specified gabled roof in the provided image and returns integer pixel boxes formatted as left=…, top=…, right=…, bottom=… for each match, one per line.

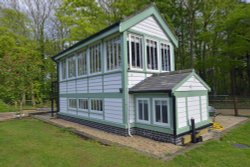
left=53, top=4, right=178, bottom=61
left=129, top=69, right=211, bottom=93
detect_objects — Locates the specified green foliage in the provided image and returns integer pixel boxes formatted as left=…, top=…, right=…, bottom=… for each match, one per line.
left=0, top=100, right=16, bottom=112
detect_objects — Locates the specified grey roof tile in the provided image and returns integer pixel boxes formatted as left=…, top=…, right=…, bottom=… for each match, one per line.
left=129, top=69, right=193, bottom=93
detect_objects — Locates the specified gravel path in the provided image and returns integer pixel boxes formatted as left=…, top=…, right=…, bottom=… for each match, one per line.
left=49, top=118, right=183, bottom=157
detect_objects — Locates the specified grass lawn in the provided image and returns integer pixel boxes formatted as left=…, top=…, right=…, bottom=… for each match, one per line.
left=0, top=118, right=249, bottom=167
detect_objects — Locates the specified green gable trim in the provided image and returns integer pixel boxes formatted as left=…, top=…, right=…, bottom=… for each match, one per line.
left=172, top=70, right=211, bottom=92
left=59, top=112, right=127, bottom=128
left=60, top=93, right=123, bottom=98
left=119, top=5, right=178, bottom=47
left=173, top=91, right=208, bottom=97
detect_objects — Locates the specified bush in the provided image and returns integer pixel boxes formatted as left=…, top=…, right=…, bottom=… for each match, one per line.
left=0, top=100, right=16, bottom=112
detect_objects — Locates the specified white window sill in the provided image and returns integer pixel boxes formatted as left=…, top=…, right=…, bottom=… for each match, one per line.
left=136, top=119, right=150, bottom=124
left=153, top=121, right=170, bottom=127
left=90, top=110, right=103, bottom=115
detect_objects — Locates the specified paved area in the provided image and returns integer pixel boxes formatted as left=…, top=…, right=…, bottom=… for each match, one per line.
left=33, top=114, right=249, bottom=157
left=213, top=115, right=248, bottom=132
left=0, top=112, right=15, bottom=121
left=217, top=109, right=250, bottom=116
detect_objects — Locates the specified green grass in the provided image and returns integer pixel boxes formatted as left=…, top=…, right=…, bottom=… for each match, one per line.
left=0, top=119, right=167, bottom=167
left=0, top=118, right=249, bottom=167
left=167, top=120, right=250, bottom=167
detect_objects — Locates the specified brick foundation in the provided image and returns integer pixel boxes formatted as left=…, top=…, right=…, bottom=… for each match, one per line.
left=58, top=113, right=183, bottom=145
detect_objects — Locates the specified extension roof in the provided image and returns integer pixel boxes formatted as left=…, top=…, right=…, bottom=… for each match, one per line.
left=129, top=69, right=211, bottom=93
left=53, top=4, right=178, bottom=61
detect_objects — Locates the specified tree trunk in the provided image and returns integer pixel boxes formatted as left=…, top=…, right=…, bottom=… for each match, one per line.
left=31, top=83, right=36, bottom=107
left=21, top=92, right=26, bottom=106
left=230, top=69, right=238, bottom=116
left=246, top=53, right=250, bottom=96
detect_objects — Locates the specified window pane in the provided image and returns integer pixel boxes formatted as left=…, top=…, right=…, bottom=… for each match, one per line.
left=61, top=59, right=66, bottom=80
left=162, top=104, right=168, bottom=123
left=144, top=101, right=149, bottom=121
left=78, top=51, right=87, bottom=76
left=147, top=40, right=158, bottom=70
left=69, top=99, right=76, bottom=108
left=68, top=56, right=76, bottom=78
left=138, top=101, right=143, bottom=120
left=129, top=35, right=143, bottom=69
left=90, top=44, right=101, bottom=73
left=79, top=99, right=88, bottom=110
left=155, top=101, right=161, bottom=122
left=161, top=43, right=170, bottom=71
left=106, top=37, right=121, bottom=71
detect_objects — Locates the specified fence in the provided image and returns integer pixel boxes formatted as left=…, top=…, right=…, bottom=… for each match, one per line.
left=209, top=95, right=250, bottom=109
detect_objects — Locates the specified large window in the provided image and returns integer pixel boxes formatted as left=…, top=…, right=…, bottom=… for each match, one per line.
left=161, top=43, right=171, bottom=71
left=68, top=98, right=77, bottom=109
left=90, top=99, right=103, bottom=112
left=128, top=34, right=143, bottom=69
left=154, top=99, right=169, bottom=125
left=78, top=50, right=87, bottom=76
left=78, top=98, right=88, bottom=111
left=61, top=59, right=67, bottom=80
left=146, top=39, right=158, bottom=70
left=137, top=98, right=149, bottom=123
left=68, top=56, right=76, bottom=78
left=106, top=36, right=121, bottom=71
left=90, top=44, right=101, bottom=74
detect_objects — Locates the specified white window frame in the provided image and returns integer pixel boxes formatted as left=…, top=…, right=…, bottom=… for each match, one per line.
left=127, top=33, right=144, bottom=71
left=152, top=98, right=170, bottom=126
left=67, top=55, right=77, bottom=79
left=136, top=98, right=150, bottom=124
left=90, top=98, right=103, bottom=114
left=78, top=98, right=89, bottom=112
left=89, top=43, right=102, bottom=75
left=145, top=38, right=160, bottom=72
left=60, top=59, right=67, bottom=81
left=68, top=98, right=77, bottom=110
left=77, top=50, right=88, bottom=77
left=104, top=35, right=121, bottom=72
left=160, top=42, right=171, bottom=72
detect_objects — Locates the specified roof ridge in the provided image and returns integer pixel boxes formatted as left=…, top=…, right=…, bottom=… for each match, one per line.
left=153, top=69, right=193, bottom=76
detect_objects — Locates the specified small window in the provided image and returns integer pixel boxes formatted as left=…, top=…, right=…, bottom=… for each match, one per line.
left=161, top=43, right=171, bottom=71
left=154, top=99, right=169, bottom=125
left=90, top=44, right=101, bottom=74
left=68, top=56, right=76, bottom=78
left=137, top=99, right=149, bottom=122
left=68, top=99, right=77, bottom=109
left=78, top=50, right=87, bottom=76
left=78, top=98, right=88, bottom=111
left=146, top=39, right=158, bottom=70
left=61, top=59, right=67, bottom=80
left=127, top=34, right=143, bottom=69
left=90, top=99, right=103, bottom=112
left=106, top=36, right=121, bottom=71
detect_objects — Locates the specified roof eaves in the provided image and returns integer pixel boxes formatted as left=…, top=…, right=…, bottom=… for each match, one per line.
left=52, top=22, right=120, bottom=61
